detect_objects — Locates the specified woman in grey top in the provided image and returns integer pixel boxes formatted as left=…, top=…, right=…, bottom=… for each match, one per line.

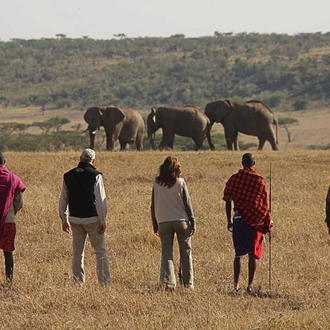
left=151, top=156, right=195, bottom=290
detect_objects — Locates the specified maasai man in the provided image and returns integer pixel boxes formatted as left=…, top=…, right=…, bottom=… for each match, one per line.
left=223, top=153, right=272, bottom=294
left=0, top=151, right=26, bottom=282
left=325, top=187, right=330, bottom=233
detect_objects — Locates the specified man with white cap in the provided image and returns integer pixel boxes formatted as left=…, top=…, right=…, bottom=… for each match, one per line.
left=59, top=149, right=111, bottom=286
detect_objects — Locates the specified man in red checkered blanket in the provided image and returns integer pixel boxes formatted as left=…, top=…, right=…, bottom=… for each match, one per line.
left=223, top=153, right=272, bottom=294
left=0, top=151, right=25, bottom=282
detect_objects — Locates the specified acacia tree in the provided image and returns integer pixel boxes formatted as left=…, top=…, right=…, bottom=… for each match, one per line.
left=0, top=123, right=31, bottom=137
left=33, top=117, right=70, bottom=134
left=278, top=117, right=298, bottom=142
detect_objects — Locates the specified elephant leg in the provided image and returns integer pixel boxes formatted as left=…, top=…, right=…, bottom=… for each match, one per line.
left=135, top=133, right=143, bottom=151
left=89, top=131, right=96, bottom=150
left=268, top=137, right=279, bottom=150
left=192, top=136, right=203, bottom=151
left=233, top=132, right=239, bottom=150
left=160, top=132, right=174, bottom=150
left=225, top=137, right=233, bottom=150
left=168, top=137, right=175, bottom=150
left=271, top=142, right=279, bottom=151
left=119, top=140, right=127, bottom=151
left=224, top=128, right=234, bottom=150
left=258, top=139, right=266, bottom=150
left=106, top=132, right=115, bottom=151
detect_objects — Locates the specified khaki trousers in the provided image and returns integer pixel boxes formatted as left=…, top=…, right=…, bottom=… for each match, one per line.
left=158, top=221, right=194, bottom=289
left=70, top=222, right=111, bottom=286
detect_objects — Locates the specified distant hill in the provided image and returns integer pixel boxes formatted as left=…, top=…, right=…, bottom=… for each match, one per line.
left=1, top=32, right=330, bottom=111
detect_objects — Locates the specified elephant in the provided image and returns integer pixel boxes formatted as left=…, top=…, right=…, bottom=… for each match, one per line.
left=83, top=106, right=144, bottom=151
left=204, top=100, right=279, bottom=150
left=147, top=106, right=215, bottom=151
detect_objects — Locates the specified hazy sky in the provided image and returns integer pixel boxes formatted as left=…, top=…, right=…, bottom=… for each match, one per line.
left=1, top=0, right=330, bottom=41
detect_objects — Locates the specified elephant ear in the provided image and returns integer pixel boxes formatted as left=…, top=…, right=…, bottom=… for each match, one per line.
left=84, top=107, right=102, bottom=132
left=215, top=101, right=231, bottom=123
left=84, top=107, right=99, bottom=124
left=104, top=107, right=125, bottom=124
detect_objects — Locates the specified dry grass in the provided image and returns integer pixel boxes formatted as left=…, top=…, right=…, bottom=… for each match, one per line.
left=0, top=150, right=330, bottom=329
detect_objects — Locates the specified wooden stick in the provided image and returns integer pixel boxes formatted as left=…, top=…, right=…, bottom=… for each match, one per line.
left=269, top=161, right=272, bottom=291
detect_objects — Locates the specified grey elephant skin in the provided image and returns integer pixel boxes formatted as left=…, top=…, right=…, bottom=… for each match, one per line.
left=147, top=106, right=215, bottom=151
left=205, top=100, right=279, bottom=150
left=84, top=106, right=145, bottom=151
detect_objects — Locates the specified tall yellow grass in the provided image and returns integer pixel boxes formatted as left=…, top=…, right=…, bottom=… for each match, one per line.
left=1, top=150, right=330, bottom=329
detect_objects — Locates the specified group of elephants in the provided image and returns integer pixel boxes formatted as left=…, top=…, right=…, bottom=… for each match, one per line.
left=83, top=100, right=279, bottom=151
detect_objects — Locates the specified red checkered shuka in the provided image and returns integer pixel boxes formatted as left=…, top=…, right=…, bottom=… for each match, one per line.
left=223, top=167, right=271, bottom=234
left=0, top=223, right=16, bottom=252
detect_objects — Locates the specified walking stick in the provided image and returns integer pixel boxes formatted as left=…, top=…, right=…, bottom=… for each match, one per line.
left=268, top=161, right=272, bottom=291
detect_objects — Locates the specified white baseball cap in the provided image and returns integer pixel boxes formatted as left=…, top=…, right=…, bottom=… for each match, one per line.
left=80, top=148, right=95, bottom=162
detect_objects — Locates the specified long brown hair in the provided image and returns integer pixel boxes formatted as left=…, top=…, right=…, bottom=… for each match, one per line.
left=155, top=156, right=181, bottom=188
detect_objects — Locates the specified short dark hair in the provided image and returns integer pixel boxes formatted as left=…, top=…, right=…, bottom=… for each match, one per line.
left=242, top=153, right=255, bottom=167
left=0, top=151, right=6, bottom=165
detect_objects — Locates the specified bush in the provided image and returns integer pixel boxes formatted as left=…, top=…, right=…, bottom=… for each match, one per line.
left=292, top=100, right=308, bottom=111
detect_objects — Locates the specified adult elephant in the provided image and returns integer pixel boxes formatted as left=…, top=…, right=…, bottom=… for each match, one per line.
left=205, top=100, right=278, bottom=150
left=147, top=106, right=215, bottom=151
left=83, top=106, right=144, bottom=151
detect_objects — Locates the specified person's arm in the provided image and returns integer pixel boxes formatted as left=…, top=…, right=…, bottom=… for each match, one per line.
left=226, top=199, right=233, bottom=232
left=13, top=191, right=23, bottom=214
left=94, top=174, right=107, bottom=233
left=151, top=187, right=158, bottom=235
left=181, top=181, right=195, bottom=236
left=325, top=186, right=330, bottom=234
left=58, top=180, right=70, bottom=233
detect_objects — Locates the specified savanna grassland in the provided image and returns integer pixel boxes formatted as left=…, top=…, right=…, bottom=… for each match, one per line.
left=1, top=149, right=330, bottom=330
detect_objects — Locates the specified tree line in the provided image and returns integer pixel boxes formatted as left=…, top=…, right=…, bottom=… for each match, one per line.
left=1, top=32, right=330, bottom=112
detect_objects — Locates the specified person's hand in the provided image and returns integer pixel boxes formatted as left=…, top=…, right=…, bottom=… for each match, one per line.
left=62, top=223, right=70, bottom=233
left=99, top=222, right=106, bottom=234
left=154, top=229, right=159, bottom=236
left=227, top=221, right=233, bottom=232
left=190, top=227, right=196, bottom=236
left=270, top=220, right=274, bottom=228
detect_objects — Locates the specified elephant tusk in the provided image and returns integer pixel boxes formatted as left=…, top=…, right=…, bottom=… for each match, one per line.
left=91, top=131, right=96, bottom=135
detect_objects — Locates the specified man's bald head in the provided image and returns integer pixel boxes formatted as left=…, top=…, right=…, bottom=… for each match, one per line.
left=242, top=153, right=255, bottom=167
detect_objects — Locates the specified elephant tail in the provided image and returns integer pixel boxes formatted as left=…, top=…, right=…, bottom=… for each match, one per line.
left=273, top=118, right=279, bottom=144
left=206, top=123, right=215, bottom=151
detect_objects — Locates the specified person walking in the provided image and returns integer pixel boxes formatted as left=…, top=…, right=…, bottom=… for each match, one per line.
left=0, top=151, right=25, bottom=282
left=59, top=149, right=111, bottom=286
left=325, top=186, right=330, bottom=234
left=151, top=156, right=196, bottom=291
left=223, top=153, right=272, bottom=294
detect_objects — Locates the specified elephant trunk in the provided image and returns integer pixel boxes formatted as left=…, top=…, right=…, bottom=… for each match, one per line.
left=87, top=126, right=97, bottom=149
left=147, top=132, right=157, bottom=150
left=149, top=136, right=157, bottom=150
left=206, top=125, right=215, bottom=151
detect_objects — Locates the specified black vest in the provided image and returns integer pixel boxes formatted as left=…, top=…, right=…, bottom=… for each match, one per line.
left=64, top=162, right=102, bottom=218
